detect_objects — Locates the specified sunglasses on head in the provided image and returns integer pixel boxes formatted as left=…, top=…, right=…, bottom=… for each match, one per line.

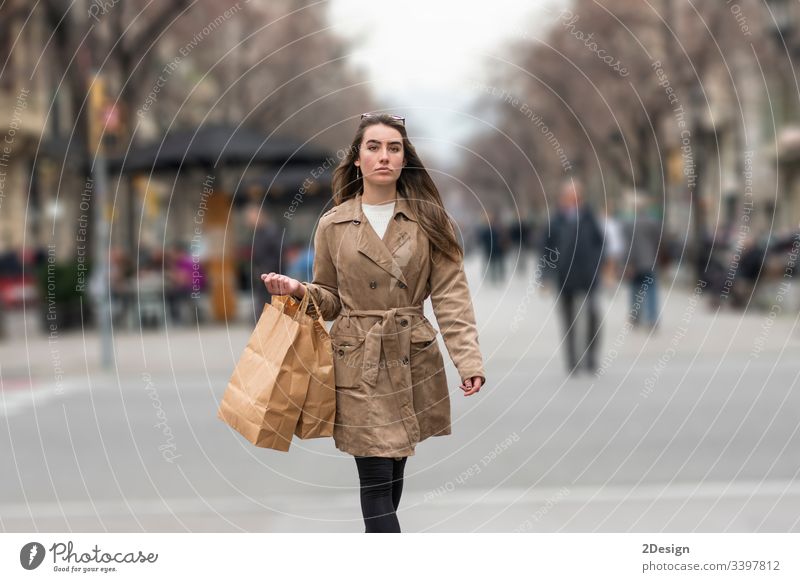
left=360, top=113, right=405, bottom=126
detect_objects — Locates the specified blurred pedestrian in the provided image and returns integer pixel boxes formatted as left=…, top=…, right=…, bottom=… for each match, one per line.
left=543, top=177, right=605, bottom=376
left=623, top=194, right=662, bottom=329
left=508, top=213, right=534, bottom=276
left=601, top=205, right=625, bottom=286
left=285, top=243, right=314, bottom=283
left=732, top=235, right=763, bottom=308
left=165, top=243, right=195, bottom=326
left=479, top=211, right=508, bottom=284
left=247, top=205, right=282, bottom=310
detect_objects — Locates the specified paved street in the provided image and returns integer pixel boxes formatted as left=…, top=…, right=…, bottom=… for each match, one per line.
left=2, top=254, right=800, bottom=532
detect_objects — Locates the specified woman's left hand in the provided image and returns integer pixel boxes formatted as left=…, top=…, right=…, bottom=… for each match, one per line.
left=460, top=376, right=483, bottom=396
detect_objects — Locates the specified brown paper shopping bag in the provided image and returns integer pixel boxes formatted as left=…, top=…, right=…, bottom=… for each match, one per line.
left=293, top=294, right=335, bottom=439
left=216, top=291, right=334, bottom=451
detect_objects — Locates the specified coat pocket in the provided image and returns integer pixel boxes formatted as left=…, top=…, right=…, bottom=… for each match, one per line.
left=410, top=321, right=438, bottom=352
left=409, top=323, right=444, bottom=380
left=409, top=321, right=449, bottom=438
left=331, top=335, right=366, bottom=388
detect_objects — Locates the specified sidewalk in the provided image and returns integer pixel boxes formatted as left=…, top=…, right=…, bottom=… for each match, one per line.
left=2, top=255, right=799, bottom=532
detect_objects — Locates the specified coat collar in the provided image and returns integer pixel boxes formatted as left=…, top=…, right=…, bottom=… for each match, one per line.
left=330, top=193, right=418, bottom=224
left=331, top=193, right=416, bottom=286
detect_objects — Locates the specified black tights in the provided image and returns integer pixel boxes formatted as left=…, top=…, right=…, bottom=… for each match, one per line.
left=354, top=456, right=408, bottom=533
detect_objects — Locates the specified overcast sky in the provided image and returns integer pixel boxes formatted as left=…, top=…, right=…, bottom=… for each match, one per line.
left=327, top=0, right=567, bottom=168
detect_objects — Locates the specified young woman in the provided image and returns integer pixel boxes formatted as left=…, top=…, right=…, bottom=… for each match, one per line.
left=261, top=113, right=486, bottom=533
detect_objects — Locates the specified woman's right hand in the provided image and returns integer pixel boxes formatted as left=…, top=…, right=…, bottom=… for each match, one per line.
left=261, top=272, right=304, bottom=298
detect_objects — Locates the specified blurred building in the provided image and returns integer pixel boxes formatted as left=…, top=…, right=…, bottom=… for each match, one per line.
left=768, top=0, right=800, bottom=229
left=0, top=5, right=53, bottom=255
left=655, top=1, right=779, bottom=241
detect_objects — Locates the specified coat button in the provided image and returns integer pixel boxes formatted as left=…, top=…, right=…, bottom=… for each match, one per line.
left=399, top=282, right=407, bottom=289
left=337, top=349, right=344, bottom=356
left=352, top=219, right=361, bottom=224
left=369, top=281, right=377, bottom=289
left=402, top=356, right=409, bottom=365
left=400, top=319, right=408, bottom=327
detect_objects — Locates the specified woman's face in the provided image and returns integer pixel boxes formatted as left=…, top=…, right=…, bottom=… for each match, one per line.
left=355, top=123, right=405, bottom=186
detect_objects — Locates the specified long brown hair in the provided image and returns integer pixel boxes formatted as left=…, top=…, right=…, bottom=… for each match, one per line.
left=331, top=114, right=463, bottom=262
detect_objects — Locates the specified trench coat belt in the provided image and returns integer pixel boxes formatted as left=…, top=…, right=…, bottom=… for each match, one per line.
left=340, top=305, right=426, bottom=441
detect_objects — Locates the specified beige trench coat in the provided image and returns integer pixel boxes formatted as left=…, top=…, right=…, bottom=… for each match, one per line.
left=301, top=193, right=486, bottom=458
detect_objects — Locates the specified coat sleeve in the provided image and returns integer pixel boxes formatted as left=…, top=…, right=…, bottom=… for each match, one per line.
left=300, top=221, right=342, bottom=321
left=428, top=244, right=486, bottom=386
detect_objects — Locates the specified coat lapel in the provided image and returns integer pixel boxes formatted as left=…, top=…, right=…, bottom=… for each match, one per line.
left=354, top=194, right=413, bottom=287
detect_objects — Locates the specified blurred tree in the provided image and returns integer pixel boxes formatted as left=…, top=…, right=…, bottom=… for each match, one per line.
left=137, top=0, right=375, bottom=150
left=459, top=0, right=773, bottom=223
left=29, top=0, right=375, bottom=254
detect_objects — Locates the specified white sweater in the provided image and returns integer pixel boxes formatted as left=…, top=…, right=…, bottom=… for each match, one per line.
left=362, top=200, right=396, bottom=240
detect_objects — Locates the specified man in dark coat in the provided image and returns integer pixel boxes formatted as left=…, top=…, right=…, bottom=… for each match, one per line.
left=543, top=178, right=605, bottom=375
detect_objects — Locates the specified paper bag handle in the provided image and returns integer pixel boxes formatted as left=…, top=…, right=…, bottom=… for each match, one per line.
left=279, top=285, right=315, bottom=322
left=270, top=285, right=321, bottom=322
left=302, top=285, right=323, bottom=322
left=293, top=286, right=311, bottom=318
left=289, top=284, right=324, bottom=322
left=270, top=294, right=292, bottom=315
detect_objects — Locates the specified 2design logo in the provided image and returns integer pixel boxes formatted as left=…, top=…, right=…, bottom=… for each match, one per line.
left=20, top=542, right=46, bottom=570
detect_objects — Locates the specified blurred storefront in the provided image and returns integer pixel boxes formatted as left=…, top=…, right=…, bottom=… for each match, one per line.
left=107, top=127, right=335, bottom=325
left=776, top=127, right=800, bottom=229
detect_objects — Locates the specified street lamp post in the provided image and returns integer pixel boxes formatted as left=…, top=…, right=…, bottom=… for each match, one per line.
left=88, top=72, right=114, bottom=371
